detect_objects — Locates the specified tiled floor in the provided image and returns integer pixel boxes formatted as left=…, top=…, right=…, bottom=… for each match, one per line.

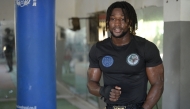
left=0, top=63, right=15, bottom=89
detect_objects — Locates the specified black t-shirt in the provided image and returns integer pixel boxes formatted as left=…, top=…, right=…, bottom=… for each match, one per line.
left=89, top=35, right=162, bottom=104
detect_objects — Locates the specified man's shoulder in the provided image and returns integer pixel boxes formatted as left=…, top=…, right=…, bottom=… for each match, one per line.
left=133, top=35, right=155, bottom=45
left=133, top=35, right=146, bottom=42
left=132, top=35, right=148, bottom=47
left=96, top=37, right=110, bottom=47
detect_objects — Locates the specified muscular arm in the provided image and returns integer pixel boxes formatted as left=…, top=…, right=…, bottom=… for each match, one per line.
left=143, top=64, right=164, bottom=109
left=87, top=67, right=121, bottom=101
left=87, top=68, right=102, bottom=96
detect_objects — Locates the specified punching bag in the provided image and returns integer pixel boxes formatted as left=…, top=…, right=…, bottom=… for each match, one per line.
left=15, top=0, right=56, bottom=109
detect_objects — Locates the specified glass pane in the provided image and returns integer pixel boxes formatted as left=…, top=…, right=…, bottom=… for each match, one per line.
left=0, top=21, right=17, bottom=108
left=136, top=6, right=163, bottom=109
left=56, top=19, right=99, bottom=108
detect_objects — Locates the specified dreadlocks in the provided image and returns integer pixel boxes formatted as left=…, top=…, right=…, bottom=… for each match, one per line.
left=106, top=1, right=138, bottom=35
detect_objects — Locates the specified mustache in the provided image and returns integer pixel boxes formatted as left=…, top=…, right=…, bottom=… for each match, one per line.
left=113, top=27, right=123, bottom=30
left=110, top=29, right=129, bottom=38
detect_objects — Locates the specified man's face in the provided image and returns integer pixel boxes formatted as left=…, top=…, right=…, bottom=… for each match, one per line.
left=108, top=8, right=130, bottom=38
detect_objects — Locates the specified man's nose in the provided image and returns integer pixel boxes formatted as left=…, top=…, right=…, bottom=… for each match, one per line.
left=114, top=19, right=122, bottom=26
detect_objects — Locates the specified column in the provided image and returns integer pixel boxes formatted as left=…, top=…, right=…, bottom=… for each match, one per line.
left=162, top=0, right=190, bottom=109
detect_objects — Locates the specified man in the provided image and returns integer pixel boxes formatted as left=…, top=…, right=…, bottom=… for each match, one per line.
left=3, top=28, right=15, bottom=72
left=87, top=1, right=164, bottom=109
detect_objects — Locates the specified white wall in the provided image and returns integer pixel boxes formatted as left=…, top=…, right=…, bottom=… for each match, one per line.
left=57, top=0, right=163, bottom=28
left=180, top=0, right=190, bottom=21
left=75, top=0, right=163, bottom=18
left=0, top=0, right=14, bottom=21
left=56, top=0, right=76, bottom=28
left=164, top=0, right=190, bottom=22
left=0, top=0, right=15, bottom=45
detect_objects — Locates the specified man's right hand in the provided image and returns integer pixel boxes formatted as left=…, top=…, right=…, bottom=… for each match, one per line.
left=109, top=86, right=121, bottom=102
left=99, top=86, right=121, bottom=102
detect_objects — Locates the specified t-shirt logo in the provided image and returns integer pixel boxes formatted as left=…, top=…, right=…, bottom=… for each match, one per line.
left=127, top=53, right=140, bottom=66
left=102, top=56, right=114, bottom=67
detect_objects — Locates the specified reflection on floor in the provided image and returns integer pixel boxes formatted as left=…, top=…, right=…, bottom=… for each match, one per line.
left=0, top=58, right=98, bottom=109
left=0, top=99, right=79, bottom=109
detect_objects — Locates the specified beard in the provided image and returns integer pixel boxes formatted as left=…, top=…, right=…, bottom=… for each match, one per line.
left=110, top=29, right=129, bottom=38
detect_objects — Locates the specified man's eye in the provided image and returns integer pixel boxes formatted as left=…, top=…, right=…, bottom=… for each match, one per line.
left=110, top=18, right=115, bottom=20
left=121, top=19, right=125, bottom=21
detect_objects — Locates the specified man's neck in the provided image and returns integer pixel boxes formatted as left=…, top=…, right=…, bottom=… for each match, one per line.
left=111, top=33, right=131, bottom=46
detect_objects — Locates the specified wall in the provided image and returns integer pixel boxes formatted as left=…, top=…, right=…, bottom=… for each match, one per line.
left=0, top=0, right=14, bottom=21
left=56, top=0, right=76, bottom=28
left=0, top=0, right=15, bottom=35
left=164, top=0, right=190, bottom=22
left=75, top=0, right=163, bottom=17
left=163, top=0, right=190, bottom=109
